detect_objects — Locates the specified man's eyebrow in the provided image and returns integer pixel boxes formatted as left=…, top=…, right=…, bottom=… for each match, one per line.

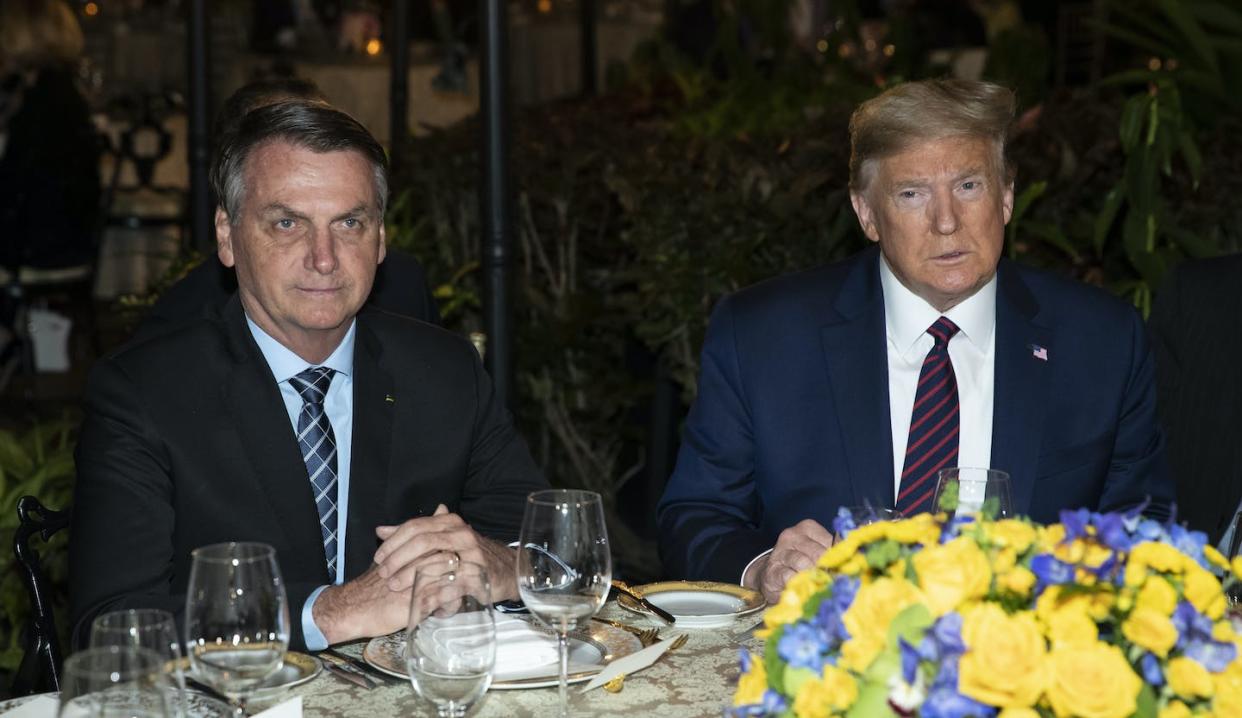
left=258, top=203, right=310, bottom=219
left=332, top=204, right=375, bottom=222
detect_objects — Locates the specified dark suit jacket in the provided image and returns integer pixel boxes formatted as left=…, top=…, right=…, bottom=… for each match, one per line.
left=69, top=297, right=547, bottom=649
left=1149, top=254, right=1242, bottom=545
left=132, top=248, right=441, bottom=343
left=657, top=246, right=1172, bottom=581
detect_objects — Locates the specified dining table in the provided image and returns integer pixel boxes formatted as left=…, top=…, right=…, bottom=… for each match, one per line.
left=282, top=601, right=762, bottom=718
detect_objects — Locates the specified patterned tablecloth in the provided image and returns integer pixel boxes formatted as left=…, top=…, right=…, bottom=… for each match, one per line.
left=285, top=601, right=764, bottom=718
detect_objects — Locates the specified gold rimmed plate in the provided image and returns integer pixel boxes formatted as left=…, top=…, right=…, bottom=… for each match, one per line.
left=362, top=622, right=641, bottom=690
left=616, top=580, right=765, bottom=628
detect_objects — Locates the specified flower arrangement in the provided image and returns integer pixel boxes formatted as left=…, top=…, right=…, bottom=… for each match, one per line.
left=730, top=506, right=1242, bottom=718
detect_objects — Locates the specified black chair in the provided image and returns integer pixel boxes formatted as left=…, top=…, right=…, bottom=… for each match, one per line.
left=10, top=496, right=70, bottom=697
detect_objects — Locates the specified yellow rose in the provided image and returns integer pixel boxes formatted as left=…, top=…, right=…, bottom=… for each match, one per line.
left=1037, top=585, right=1114, bottom=623
left=733, top=653, right=767, bottom=706
left=993, top=547, right=1018, bottom=573
left=998, top=567, right=1037, bottom=597
left=818, top=534, right=862, bottom=570
left=790, top=665, right=859, bottom=718
left=1131, top=542, right=1193, bottom=574
left=1055, top=539, right=1113, bottom=569
left=1159, top=700, right=1191, bottom=718
left=1231, top=556, right=1242, bottom=581
left=1122, top=606, right=1179, bottom=657
left=885, top=514, right=942, bottom=545
left=842, top=577, right=925, bottom=646
left=1043, top=605, right=1099, bottom=648
left=985, top=519, right=1037, bottom=553
left=1046, top=643, right=1141, bottom=718
left=1135, top=576, right=1179, bottom=616
left=1038, top=523, right=1067, bottom=550
left=1204, top=545, right=1230, bottom=572
left=763, top=600, right=802, bottom=629
left=1213, top=660, right=1242, bottom=717
left=959, top=605, right=1048, bottom=708
left=820, top=664, right=858, bottom=711
left=839, top=635, right=884, bottom=674
left=1184, top=568, right=1227, bottom=620
left=912, top=537, right=992, bottom=615
left=1167, top=656, right=1215, bottom=700
left=839, top=554, right=868, bottom=576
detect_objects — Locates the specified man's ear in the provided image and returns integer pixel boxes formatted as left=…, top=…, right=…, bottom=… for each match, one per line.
left=1001, top=180, right=1016, bottom=225
left=377, top=222, right=387, bottom=265
left=850, top=190, right=881, bottom=243
left=215, top=208, right=236, bottom=267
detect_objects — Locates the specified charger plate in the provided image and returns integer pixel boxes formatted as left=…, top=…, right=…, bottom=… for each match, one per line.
left=616, top=580, right=765, bottom=628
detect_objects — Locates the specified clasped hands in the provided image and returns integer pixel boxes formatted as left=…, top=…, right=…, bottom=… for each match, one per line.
left=746, top=519, right=836, bottom=605
left=313, top=504, right=516, bottom=644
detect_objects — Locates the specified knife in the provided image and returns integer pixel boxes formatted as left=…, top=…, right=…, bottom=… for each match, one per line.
left=323, top=647, right=403, bottom=685
left=611, top=580, right=676, bottom=625
left=324, top=661, right=372, bottom=689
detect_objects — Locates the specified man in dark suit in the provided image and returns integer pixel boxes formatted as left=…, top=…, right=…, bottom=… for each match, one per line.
left=70, top=101, right=547, bottom=649
left=657, top=79, right=1171, bottom=603
left=1149, top=254, right=1242, bottom=546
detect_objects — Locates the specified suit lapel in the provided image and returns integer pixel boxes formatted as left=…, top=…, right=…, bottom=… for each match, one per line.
left=990, top=262, right=1052, bottom=516
left=221, top=297, right=329, bottom=582
left=821, top=247, right=896, bottom=508
left=344, top=314, right=395, bottom=577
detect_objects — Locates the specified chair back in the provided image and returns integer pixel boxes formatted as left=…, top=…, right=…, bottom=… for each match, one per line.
left=10, top=496, right=70, bottom=696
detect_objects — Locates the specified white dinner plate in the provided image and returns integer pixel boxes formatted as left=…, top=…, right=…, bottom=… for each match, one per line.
left=617, top=581, right=765, bottom=628
left=247, top=651, right=322, bottom=700
left=362, top=622, right=642, bottom=690
left=0, top=687, right=233, bottom=716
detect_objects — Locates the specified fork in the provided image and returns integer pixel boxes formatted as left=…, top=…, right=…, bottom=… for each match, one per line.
left=590, top=618, right=661, bottom=647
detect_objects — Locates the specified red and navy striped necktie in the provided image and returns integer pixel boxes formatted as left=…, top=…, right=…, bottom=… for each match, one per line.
left=896, top=316, right=961, bottom=515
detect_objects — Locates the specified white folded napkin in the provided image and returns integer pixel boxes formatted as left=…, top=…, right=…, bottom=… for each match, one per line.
left=1, top=694, right=56, bottom=717
left=413, top=610, right=561, bottom=676
left=251, top=695, right=301, bottom=718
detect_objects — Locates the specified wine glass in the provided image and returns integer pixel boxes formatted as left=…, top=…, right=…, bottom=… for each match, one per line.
left=184, top=542, right=289, bottom=717
left=932, top=467, right=1013, bottom=520
left=406, top=559, right=496, bottom=717
left=1221, top=512, right=1242, bottom=608
left=90, top=609, right=187, bottom=717
left=517, top=489, right=612, bottom=718
left=59, top=645, right=170, bottom=718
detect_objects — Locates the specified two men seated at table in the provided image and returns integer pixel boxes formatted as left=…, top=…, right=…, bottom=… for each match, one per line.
left=657, top=78, right=1174, bottom=604
left=69, top=101, right=547, bottom=650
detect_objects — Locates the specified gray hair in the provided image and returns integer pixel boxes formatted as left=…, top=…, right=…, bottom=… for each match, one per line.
left=210, top=101, right=389, bottom=222
left=848, top=79, right=1016, bottom=192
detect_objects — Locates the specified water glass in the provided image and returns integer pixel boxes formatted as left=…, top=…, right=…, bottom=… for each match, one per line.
left=406, top=559, right=496, bottom=717
left=517, top=489, right=612, bottom=718
left=59, top=645, right=169, bottom=718
left=90, top=609, right=187, bottom=717
left=932, top=467, right=1013, bottom=519
left=184, top=542, right=289, bottom=716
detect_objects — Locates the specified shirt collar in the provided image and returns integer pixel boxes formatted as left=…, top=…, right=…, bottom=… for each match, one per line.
left=245, top=316, right=356, bottom=383
left=879, top=252, right=997, bottom=357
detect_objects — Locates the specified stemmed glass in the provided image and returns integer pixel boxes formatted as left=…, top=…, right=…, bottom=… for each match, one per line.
left=184, top=542, right=289, bottom=717
left=58, top=645, right=170, bottom=718
left=90, top=609, right=187, bottom=717
left=406, top=559, right=496, bottom=717
left=932, top=467, right=1013, bottom=520
left=517, top=489, right=612, bottom=718
left=1222, top=512, right=1242, bottom=607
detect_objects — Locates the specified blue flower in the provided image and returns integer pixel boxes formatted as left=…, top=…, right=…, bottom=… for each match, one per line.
left=1030, top=554, right=1075, bottom=591
left=777, top=621, right=826, bottom=672
left=1168, top=524, right=1210, bottom=569
left=899, top=638, right=920, bottom=685
left=940, top=514, right=976, bottom=543
left=1184, top=639, right=1238, bottom=673
left=832, top=506, right=858, bottom=539
left=1092, top=512, right=1132, bottom=553
left=1060, top=508, right=1091, bottom=541
left=920, top=686, right=997, bottom=718
left=1136, top=519, right=1167, bottom=543
left=1140, top=652, right=1164, bottom=686
left=1173, top=601, right=1215, bottom=650
left=725, top=690, right=787, bottom=717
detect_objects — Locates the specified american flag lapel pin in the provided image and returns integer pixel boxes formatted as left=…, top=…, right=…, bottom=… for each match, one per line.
left=1030, top=344, right=1049, bottom=361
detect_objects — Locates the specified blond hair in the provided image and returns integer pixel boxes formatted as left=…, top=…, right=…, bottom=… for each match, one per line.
left=848, top=79, right=1015, bottom=192
left=0, top=0, right=84, bottom=69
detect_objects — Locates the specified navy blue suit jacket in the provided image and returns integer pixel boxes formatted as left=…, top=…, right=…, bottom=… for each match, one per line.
left=657, top=246, right=1173, bottom=582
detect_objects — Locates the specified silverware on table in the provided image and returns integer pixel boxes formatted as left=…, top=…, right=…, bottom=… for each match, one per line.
left=322, top=648, right=402, bottom=686
left=611, top=580, right=676, bottom=625
left=323, top=661, right=373, bottom=689
left=184, top=676, right=233, bottom=705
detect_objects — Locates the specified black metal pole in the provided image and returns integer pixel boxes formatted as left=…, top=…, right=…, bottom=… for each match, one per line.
left=389, top=0, right=411, bottom=176
left=580, top=0, right=598, bottom=96
left=479, top=0, right=513, bottom=410
left=186, top=0, right=213, bottom=252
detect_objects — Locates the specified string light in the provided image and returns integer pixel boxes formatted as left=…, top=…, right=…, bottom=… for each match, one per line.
left=84, top=2, right=99, bottom=16
left=816, top=39, right=828, bottom=53
left=538, top=0, right=552, bottom=12
left=366, top=38, right=382, bottom=56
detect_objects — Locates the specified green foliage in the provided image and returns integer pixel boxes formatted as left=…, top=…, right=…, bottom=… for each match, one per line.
left=0, top=416, right=77, bottom=672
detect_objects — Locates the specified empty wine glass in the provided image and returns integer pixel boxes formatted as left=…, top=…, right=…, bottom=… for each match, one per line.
left=933, top=467, right=1013, bottom=520
left=1221, top=512, right=1242, bottom=608
left=406, top=559, right=496, bottom=717
left=517, top=489, right=611, bottom=718
left=184, top=542, right=289, bottom=717
left=59, top=645, right=169, bottom=718
left=90, top=609, right=187, bottom=717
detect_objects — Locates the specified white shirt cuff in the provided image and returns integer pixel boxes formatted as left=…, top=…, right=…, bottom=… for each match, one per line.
left=740, top=548, right=774, bottom=588
left=302, top=585, right=330, bottom=651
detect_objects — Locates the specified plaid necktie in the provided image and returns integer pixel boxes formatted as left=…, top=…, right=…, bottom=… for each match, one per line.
left=896, top=317, right=961, bottom=516
left=290, top=366, right=339, bottom=578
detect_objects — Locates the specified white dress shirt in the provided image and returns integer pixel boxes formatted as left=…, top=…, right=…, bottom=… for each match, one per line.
left=740, top=255, right=998, bottom=586
left=246, top=317, right=356, bottom=650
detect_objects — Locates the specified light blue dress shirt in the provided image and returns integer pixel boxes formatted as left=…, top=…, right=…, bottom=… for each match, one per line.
left=246, top=317, right=355, bottom=650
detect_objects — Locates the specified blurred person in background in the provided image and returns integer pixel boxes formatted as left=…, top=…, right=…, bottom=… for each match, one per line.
left=0, top=0, right=101, bottom=274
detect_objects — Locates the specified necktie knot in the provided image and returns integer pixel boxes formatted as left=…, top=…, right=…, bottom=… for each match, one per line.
left=927, top=317, right=960, bottom=347
left=291, top=366, right=334, bottom=405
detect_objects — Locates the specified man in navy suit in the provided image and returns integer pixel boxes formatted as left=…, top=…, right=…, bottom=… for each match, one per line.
left=657, top=79, right=1172, bottom=603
